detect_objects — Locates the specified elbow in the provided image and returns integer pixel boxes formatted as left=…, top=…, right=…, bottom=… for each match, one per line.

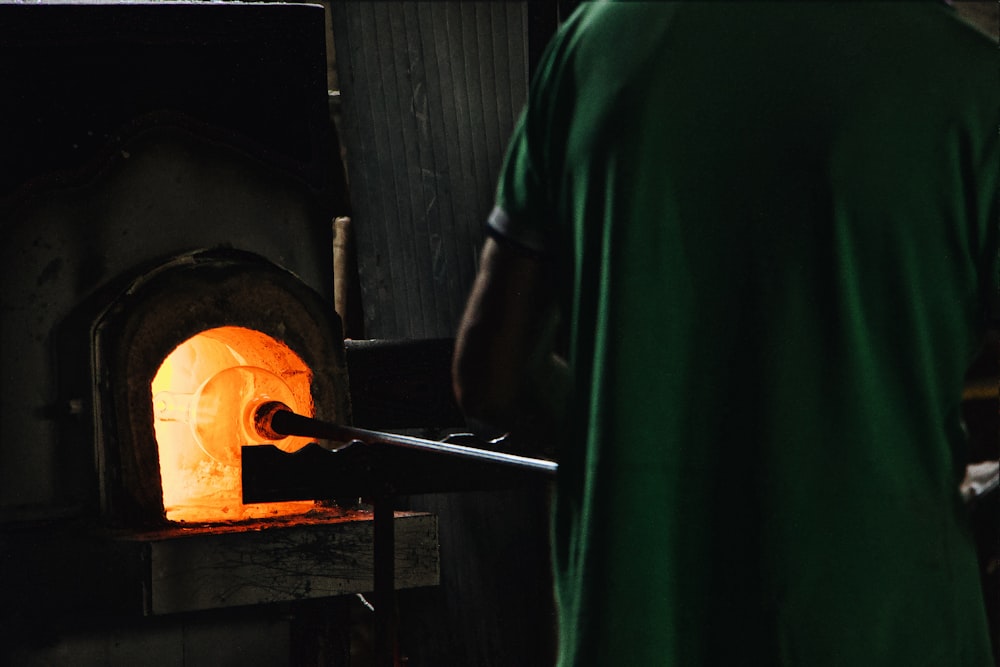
left=451, top=344, right=519, bottom=430
left=451, top=353, right=480, bottom=420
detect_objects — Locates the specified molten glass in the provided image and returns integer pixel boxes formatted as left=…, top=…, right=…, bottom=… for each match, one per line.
left=154, top=366, right=311, bottom=464
left=151, top=326, right=318, bottom=522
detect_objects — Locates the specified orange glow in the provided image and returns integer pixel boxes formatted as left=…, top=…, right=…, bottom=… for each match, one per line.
left=151, top=326, right=317, bottom=522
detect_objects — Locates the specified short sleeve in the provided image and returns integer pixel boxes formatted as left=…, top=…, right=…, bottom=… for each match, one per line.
left=486, top=90, right=549, bottom=253
left=489, top=111, right=549, bottom=254
left=489, top=7, right=584, bottom=256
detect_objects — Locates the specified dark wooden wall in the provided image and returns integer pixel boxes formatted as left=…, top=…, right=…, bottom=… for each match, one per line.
left=329, top=2, right=562, bottom=665
left=331, top=1, right=529, bottom=341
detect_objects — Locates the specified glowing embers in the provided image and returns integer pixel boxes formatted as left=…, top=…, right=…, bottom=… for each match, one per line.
left=151, top=326, right=316, bottom=522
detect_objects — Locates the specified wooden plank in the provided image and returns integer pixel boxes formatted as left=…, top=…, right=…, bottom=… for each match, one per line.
left=146, top=512, right=438, bottom=615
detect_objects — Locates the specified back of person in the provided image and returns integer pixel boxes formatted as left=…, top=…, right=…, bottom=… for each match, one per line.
left=493, top=2, right=998, bottom=664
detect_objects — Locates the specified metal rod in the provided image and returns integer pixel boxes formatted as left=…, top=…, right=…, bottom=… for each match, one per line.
left=373, top=495, right=396, bottom=667
left=258, top=402, right=558, bottom=476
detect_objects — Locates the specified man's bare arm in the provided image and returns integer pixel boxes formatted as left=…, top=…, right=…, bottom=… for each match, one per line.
left=452, top=237, right=570, bottom=441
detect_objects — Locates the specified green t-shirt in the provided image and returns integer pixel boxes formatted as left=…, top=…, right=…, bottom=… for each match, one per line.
left=492, top=2, right=998, bottom=665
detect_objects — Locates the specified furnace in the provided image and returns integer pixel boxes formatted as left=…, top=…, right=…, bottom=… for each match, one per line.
left=86, top=244, right=352, bottom=527
left=151, top=326, right=316, bottom=522
left=0, top=2, right=438, bottom=660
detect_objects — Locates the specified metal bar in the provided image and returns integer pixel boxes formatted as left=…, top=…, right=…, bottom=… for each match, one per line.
left=268, top=408, right=558, bottom=476
left=373, top=495, right=396, bottom=667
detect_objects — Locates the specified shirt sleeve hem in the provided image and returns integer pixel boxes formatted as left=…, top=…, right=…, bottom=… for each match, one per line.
left=487, top=206, right=548, bottom=255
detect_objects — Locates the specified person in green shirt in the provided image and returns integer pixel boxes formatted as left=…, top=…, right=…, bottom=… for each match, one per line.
left=453, top=2, right=998, bottom=665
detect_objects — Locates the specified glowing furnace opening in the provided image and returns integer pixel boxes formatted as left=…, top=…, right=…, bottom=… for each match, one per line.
left=151, top=326, right=317, bottom=522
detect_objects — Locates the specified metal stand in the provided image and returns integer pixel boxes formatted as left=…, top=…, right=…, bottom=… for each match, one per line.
left=373, top=496, right=396, bottom=667
left=242, top=410, right=557, bottom=667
